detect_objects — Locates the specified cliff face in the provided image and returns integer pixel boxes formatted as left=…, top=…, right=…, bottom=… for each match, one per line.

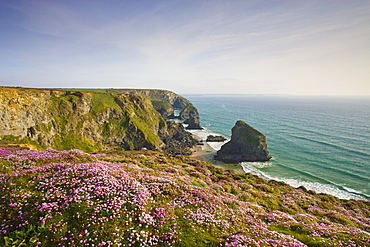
left=0, top=87, right=196, bottom=154
left=62, top=88, right=198, bottom=122
left=106, top=89, right=191, bottom=109
left=214, top=120, right=271, bottom=163
left=180, top=104, right=203, bottom=129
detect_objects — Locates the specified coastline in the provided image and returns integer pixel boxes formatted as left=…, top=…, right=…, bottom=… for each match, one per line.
left=183, top=95, right=370, bottom=201
left=187, top=127, right=369, bottom=200
left=189, top=132, right=245, bottom=174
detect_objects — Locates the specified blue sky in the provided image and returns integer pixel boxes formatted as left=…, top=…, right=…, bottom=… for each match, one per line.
left=1, top=0, right=369, bottom=95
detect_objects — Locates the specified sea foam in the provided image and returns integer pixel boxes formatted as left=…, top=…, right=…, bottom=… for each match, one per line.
left=188, top=125, right=369, bottom=201
left=240, top=162, right=367, bottom=200
left=187, top=127, right=229, bottom=151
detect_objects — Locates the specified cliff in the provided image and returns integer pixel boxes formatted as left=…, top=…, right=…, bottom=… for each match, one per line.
left=180, top=104, right=203, bottom=129
left=214, top=120, right=272, bottom=162
left=61, top=88, right=200, bottom=124
left=0, top=87, right=196, bottom=154
left=105, top=88, right=191, bottom=109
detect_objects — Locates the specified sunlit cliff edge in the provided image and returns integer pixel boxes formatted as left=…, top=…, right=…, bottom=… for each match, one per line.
left=0, top=87, right=198, bottom=154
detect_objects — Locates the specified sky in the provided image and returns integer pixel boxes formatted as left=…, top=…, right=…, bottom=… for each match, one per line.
left=0, top=0, right=369, bottom=95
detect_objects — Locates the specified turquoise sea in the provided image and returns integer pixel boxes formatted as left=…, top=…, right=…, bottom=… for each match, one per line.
left=184, top=94, right=370, bottom=201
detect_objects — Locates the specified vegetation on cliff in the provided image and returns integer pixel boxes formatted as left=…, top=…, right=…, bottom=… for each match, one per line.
left=215, top=120, right=272, bottom=163
left=1, top=146, right=369, bottom=246
left=180, top=104, right=203, bottom=130
left=62, top=88, right=191, bottom=116
left=0, top=87, right=196, bottom=155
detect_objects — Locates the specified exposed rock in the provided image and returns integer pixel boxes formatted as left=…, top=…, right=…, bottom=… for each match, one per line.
left=0, top=87, right=197, bottom=155
left=112, top=89, right=191, bottom=109
left=151, top=100, right=175, bottom=119
left=179, top=104, right=199, bottom=120
left=214, top=120, right=271, bottom=163
left=105, top=89, right=191, bottom=119
left=160, top=122, right=198, bottom=155
left=62, top=88, right=192, bottom=120
left=179, top=105, right=202, bottom=129
left=185, top=117, right=203, bottom=130
left=206, top=135, right=227, bottom=142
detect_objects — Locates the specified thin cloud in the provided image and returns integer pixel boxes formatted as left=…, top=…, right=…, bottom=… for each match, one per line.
left=1, top=0, right=369, bottom=94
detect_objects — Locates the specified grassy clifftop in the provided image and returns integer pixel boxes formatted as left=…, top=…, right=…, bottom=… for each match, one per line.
left=0, top=87, right=195, bottom=154
left=0, top=147, right=369, bottom=246
left=61, top=88, right=191, bottom=110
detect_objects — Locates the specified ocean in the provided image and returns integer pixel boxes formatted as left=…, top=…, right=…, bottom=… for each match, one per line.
left=184, top=94, right=370, bottom=201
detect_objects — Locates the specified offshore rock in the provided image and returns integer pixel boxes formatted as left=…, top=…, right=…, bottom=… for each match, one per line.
left=214, top=120, right=271, bottom=163
left=206, top=135, right=227, bottom=142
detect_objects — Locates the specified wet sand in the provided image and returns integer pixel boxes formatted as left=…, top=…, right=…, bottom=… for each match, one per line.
left=190, top=138, right=245, bottom=174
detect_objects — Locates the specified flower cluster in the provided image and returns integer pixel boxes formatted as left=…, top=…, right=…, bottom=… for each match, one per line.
left=1, top=148, right=370, bottom=246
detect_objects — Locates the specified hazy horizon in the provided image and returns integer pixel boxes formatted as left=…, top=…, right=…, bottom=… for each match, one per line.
left=1, top=0, right=370, bottom=95
left=3, top=85, right=370, bottom=97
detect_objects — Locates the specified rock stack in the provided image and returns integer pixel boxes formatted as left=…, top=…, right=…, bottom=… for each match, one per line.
left=214, top=120, right=271, bottom=163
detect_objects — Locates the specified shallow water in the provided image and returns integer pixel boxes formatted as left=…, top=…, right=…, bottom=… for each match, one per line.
left=184, top=94, right=370, bottom=200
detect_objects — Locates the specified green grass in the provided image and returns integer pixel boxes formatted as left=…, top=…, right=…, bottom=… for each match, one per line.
left=91, top=92, right=121, bottom=115
left=57, top=88, right=108, bottom=93
left=1, top=149, right=370, bottom=246
left=52, top=131, right=100, bottom=152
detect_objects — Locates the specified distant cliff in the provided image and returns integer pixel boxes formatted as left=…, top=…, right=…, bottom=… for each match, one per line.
left=105, top=89, right=191, bottom=109
left=63, top=88, right=193, bottom=119
left=64, top=88, right=202, bottom=128
left=0, top=87, right=197, bottom=154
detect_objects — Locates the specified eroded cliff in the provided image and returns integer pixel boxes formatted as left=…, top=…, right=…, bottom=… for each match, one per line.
left=63, top=88, right=193, bottom=119
left=0, top=87, right=196, bottom=154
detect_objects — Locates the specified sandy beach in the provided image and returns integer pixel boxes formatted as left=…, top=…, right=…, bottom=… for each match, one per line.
left=189, top=135, right=245, bottom=174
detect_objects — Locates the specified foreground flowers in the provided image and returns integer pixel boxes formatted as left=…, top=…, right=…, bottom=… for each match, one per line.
left=0, top=148, right=369, bottom=246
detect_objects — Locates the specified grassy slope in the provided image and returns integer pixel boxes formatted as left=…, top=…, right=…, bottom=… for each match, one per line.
left=0, top=147, right=369, bottom=247
left=1, top=90, right=164, bottom=152
left=59, top=88, right=190, bottom=108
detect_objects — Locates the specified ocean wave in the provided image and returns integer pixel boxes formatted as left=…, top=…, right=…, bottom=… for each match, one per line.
left=240, top=162, right=368, bottom=200
left=188, top=125, right=370, bottom=201
left=280, top=179, right=368, bottom=201
left=187, top=94, right=370, bottom=201
left=275, top=154, right=370, bottom=183
left=187, top=127, right=229, bottom=151
left=341, top=186, right=363, bottom=194
left=287, top=134, right=370, bottom=158
left=240, top=162, right=274, bottom=180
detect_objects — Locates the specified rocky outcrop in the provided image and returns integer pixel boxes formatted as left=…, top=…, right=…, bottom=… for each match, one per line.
left=206, top=135, right=227, bottom=142
left=160, top=122, right=198, bottom=155
left=214, top=120, right=271, bottom=163
left=106, top=89, right=191, bottom=109
left=179, top=104, right=199, bottom=120
left=63, top=88, right=192, bottom=120
left=105, top=89, right=191, bottom=119
left=115, top=90, right=202, bottom=128
left=0, top=87, right=196, bottom=155
left=185, top=117, right=203, bottom=130
left=180, top=105, right=203, bottom=129
left=151, top=100, right=175, bottom=119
